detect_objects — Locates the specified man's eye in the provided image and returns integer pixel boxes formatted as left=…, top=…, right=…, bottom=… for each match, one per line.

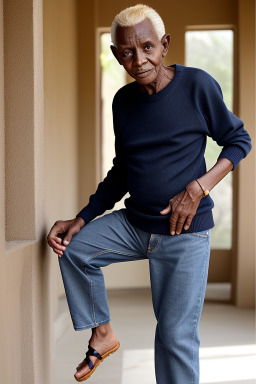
left=145, top=45, right=152, bottom=50
left=123, top=51, right=132, bottom=57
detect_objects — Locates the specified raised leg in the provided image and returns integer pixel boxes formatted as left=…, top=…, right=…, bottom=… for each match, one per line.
left=58, top=208, right=148, bottom=331
left=58, top=208, right=150, bottom=380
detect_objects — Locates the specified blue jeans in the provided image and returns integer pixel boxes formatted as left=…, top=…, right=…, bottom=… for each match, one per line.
left=58, top=208, right=211, bottom=384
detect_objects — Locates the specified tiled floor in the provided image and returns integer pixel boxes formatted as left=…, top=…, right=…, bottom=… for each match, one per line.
left=55, top=288, right=256, bottom=384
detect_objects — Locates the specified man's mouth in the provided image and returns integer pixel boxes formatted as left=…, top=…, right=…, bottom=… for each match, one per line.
left=135, top=69, right=152, bottom=77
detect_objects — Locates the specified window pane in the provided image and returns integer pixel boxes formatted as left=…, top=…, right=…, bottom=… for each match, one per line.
left=185, top=30, right=234, bottom=249
left=100, top=33, right=127, bottom=210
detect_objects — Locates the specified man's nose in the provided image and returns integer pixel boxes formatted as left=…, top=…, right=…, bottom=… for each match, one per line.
left=133, top=49, right=147, bottom=66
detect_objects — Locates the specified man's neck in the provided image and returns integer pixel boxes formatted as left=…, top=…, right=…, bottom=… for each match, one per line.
left=139, top=66, right=175, bottom=95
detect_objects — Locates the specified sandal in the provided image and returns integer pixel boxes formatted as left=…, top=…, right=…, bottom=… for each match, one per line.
left=74, top=340, right=120, bottom=382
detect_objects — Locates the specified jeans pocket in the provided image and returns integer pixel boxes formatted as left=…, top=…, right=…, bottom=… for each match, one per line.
left=189, top=229, right=209, bottom=237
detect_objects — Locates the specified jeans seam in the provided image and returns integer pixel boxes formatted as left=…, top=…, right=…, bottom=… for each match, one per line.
left=190, top=231, right=209, bottom=238
left=90, top=279, right=97, bottom=325
left=190, top=237, right=210, bottom=384
left=85, top=248, right=137, bottom=264
left=83, top=266, right=97, bottom=325
left=147, top=235, right=162, bottom=254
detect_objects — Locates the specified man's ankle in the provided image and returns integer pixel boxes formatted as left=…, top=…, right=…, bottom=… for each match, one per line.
left=92, top=322, right=112, bottom=336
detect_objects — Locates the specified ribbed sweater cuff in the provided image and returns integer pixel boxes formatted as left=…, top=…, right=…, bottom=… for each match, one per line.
left=217, top=145, right=245, bottom=171
left=75, top=202, right=100, bottom=224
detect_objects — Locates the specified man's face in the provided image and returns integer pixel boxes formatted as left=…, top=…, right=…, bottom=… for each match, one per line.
left=111, top=18, right=170, bottom=85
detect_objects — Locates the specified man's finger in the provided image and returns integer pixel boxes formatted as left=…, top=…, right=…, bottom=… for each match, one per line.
left=184, top=215, right=193, bottom=230
left=49, top=238, right=66, bottom=252
left=175, top=216, right=186, bottom=234
left=160, top=204, right=171, bottom=214
left=63, top=235, right=71, bottom=245
left=63, top=229, right=76, bottom=245
left=53, top=247, right=63, bottom=257
left=169, top=212, right=179, bottom=235
left=55, top=237, right=62, bottom=244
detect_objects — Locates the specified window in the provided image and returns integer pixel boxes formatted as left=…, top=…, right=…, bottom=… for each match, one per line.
left=100, top=32, right=127, bottom=210
left=185, top=29, right=234, bottom=250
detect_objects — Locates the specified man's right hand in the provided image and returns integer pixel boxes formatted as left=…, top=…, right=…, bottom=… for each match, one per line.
left=47, top=217, right=85, bottom=257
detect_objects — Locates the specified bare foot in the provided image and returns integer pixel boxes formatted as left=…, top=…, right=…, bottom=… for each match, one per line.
left=74, top=323, right=119, bottom=380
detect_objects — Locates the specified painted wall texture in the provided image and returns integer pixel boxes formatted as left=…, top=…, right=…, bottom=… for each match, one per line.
left=0, top=0, right=254, bottom=383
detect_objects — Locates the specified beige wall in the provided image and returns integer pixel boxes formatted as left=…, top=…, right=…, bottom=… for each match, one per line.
left=0, top=0, right=6, bottom=376
left=43, top=0, right=79, bottom=298
left=0, top=0, right=54, bottom=382
left=0, top=0, right=255, bottom=383
left=0, top=0, right=79, bottom=382
left=235, top=0, right=255, bottom=307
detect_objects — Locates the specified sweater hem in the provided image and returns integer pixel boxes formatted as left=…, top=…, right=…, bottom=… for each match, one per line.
left=124, top=209, right=214, bottom=236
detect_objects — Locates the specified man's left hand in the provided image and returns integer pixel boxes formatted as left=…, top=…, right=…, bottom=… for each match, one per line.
left=160, top=180, right=204, bottom=235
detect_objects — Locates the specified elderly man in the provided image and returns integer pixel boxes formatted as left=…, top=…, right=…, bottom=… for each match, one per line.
left=47, top=4, right=252, bottom=383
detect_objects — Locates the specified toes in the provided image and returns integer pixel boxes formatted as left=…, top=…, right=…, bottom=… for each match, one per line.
left=75, top=363, right=89, bottom=378
left=76, top=361, right=85, bottom=371
left=76, top=361, right=84, bottom=370
left=75, top=369, right=86, bottom=379
left=75, top=358, right=97, bottom=379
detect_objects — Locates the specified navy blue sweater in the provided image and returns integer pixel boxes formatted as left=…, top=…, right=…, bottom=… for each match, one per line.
left=76, top=64, right=252, bottom=235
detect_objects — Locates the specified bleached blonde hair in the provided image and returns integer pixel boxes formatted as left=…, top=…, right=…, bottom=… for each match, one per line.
left=111, top=4, right=166, bottom=47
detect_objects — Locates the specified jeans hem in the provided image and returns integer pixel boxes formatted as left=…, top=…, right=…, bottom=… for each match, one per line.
left=73, top=318, right=111, bottom=331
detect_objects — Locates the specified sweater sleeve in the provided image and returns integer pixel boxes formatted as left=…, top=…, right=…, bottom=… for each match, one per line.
left=192, top=70, right=252, bottom=171
left=75, top=101, right=128, bottom=224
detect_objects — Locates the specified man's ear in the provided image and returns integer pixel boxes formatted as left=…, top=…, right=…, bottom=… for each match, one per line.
left=161, top=34, right=171, bottom=57
left=110, top=45, right=122, bottom=65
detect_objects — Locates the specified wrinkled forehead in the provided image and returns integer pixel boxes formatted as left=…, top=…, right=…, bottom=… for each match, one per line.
left=115, top=18, right=159, bottom=48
